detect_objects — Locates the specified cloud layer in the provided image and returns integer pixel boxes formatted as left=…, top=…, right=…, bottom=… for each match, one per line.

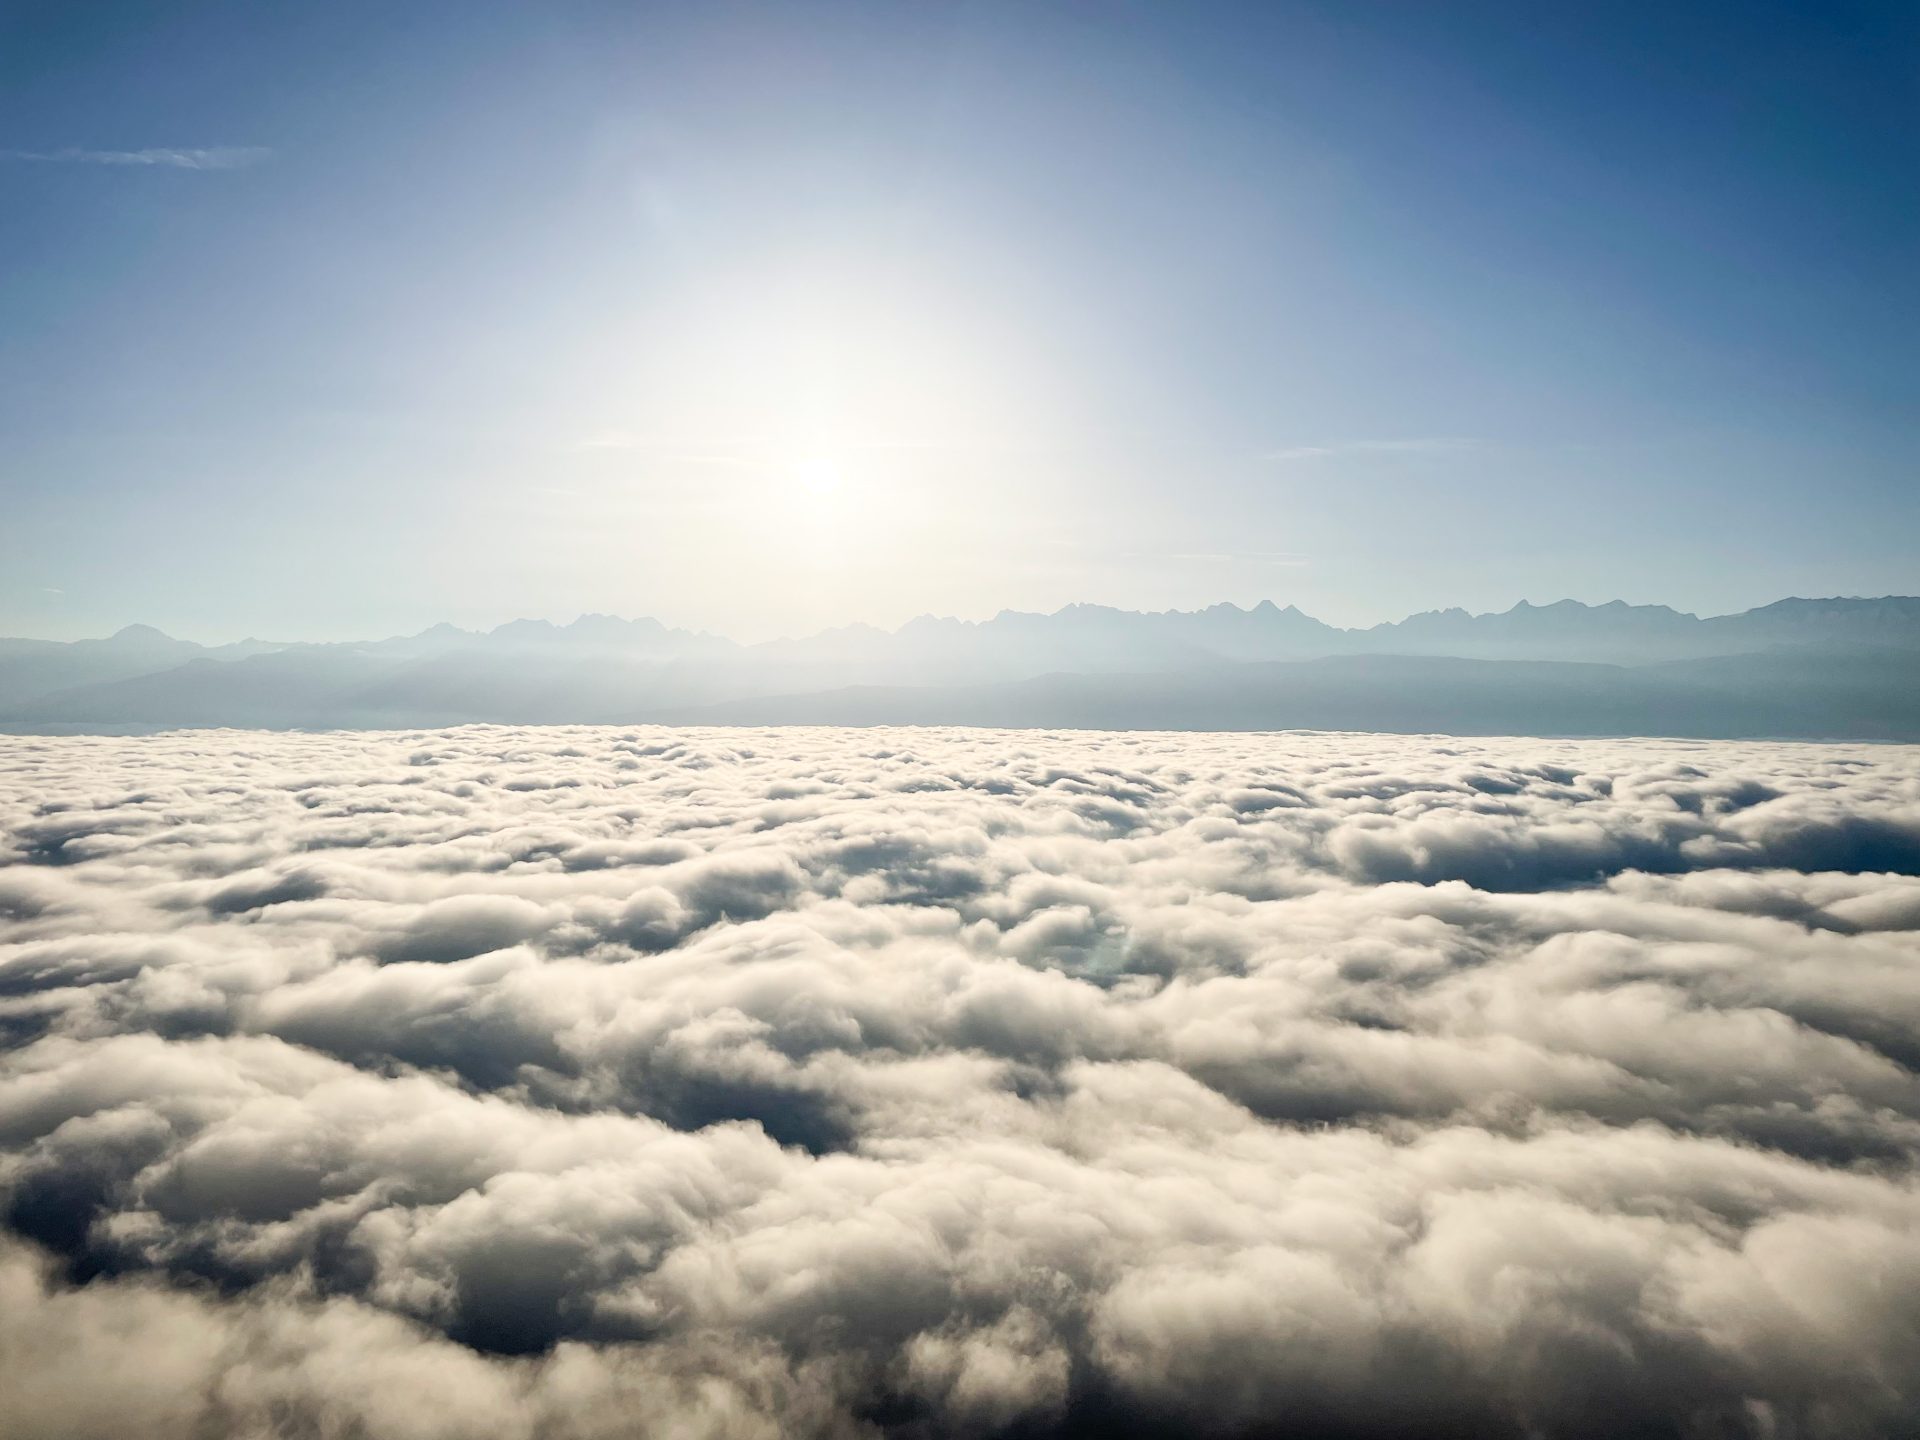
left=3, top=726, right=1919, bottom=1438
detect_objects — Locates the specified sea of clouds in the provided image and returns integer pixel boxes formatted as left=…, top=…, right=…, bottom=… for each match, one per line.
left=3, top=726, right=1919, bottom=1439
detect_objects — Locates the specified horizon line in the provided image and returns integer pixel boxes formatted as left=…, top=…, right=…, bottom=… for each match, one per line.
left=7, top=592, right=1915, bottom=651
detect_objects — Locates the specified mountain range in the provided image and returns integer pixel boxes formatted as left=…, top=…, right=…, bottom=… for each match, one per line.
left=3, top=596, right=1917, bottom=738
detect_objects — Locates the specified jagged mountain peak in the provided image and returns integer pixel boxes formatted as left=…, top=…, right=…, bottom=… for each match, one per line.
left=12, top=595, right=1920, bottom=701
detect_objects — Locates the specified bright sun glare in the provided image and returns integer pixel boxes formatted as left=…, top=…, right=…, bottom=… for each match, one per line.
left=791, top=456, right=844, bottom=498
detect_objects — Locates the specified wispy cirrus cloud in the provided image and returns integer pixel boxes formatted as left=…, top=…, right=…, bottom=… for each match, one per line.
left=2, top=145, right=271, bottom=170
left=1265, top=436, right=1476, bottom=463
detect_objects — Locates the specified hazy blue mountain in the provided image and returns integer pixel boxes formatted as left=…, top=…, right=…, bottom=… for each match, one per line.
left=846, top=600, right=1349, bottom=675
left=0, top=624, right=282, bottom=708
left=2, top=597, right=1915, bottom=735
left=4, top=649, right=400, bottom=729
left=1358, top=596, right=1920, bottom=663
left=1361, top=599, right=1706, bottom=662
left=1698, top=595, right=1920, bottom=652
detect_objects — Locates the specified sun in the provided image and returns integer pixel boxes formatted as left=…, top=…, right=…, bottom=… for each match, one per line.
left=790, top=456, right=844, bottom=499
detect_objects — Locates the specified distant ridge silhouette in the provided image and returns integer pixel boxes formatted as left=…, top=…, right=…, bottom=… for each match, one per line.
left=3, top=596, right=1917, bottom=737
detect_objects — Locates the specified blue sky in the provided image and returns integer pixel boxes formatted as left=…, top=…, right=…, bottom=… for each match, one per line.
left=2, top=0, right=1915, bottom=641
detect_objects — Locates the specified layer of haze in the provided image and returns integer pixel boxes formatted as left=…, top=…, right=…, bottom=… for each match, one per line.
left=3, top=1, right=1917, bottom=642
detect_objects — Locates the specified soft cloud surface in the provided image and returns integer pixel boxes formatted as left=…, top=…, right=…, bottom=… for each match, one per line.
left=3, top=726, right=1920, bottom=1438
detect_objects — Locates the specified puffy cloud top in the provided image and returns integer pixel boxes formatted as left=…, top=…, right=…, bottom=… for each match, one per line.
left=3, top=726, right=1920, bottom=1438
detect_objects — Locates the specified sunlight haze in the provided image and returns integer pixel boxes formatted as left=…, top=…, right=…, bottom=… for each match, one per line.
left=3, top=2, right=1914, bottom=642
